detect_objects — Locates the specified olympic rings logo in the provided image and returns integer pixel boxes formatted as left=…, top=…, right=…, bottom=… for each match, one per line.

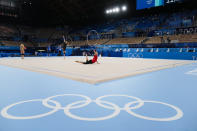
left=128, top=53, right=143, bottom=58
left=1, top=94, right=183, bottom=121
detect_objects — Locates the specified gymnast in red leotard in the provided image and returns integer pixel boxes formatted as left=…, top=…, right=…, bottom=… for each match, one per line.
left=75, top=50, right=99, bottom=64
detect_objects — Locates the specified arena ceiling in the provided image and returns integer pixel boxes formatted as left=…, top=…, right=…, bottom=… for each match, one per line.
left=4, top=0, right=196, bottom=27
left=23, top=0, right=136, bottom=27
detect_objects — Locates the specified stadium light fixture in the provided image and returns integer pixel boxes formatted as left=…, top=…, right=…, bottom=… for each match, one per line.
left=122, top=6, right=127, bottom=11
left=105, top=5, right=127, bottom=15
left=106, top=10, right=109, bottom=14
left=115, top=7, right=120, bottom=13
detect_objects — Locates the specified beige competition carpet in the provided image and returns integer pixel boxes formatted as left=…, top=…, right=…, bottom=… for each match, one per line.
left=0, top=57, right=194, bottom=84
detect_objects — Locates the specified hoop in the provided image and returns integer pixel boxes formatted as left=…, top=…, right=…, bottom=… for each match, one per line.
left=87, top=30, right=100, bottom=45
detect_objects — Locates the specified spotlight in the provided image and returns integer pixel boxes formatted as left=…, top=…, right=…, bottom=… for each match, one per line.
left=112, top=8, right=116, bottom=13
left=105, top=5, right=127, bottom=15
left=122, top=6, right=127, bottom=11
left=115, top=7, right=120, bottom=13
left=106, top=10, right=109, bottom=14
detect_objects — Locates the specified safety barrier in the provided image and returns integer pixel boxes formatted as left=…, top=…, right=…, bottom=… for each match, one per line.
left=1, top=47, right=197, bottom=60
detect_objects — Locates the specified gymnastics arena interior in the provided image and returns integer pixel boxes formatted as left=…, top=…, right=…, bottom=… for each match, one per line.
left=0, top=0, right=197, bottom=131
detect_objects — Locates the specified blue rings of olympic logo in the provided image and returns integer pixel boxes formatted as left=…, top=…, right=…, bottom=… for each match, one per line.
left=1, top=94, right=183, bottom=121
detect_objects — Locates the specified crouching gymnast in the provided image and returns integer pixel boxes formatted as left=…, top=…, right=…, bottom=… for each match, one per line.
left=75, top=50, right=99, bottom=64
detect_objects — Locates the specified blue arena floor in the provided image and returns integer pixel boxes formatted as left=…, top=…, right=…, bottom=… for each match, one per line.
left=0, top=61, right=197, bottom=131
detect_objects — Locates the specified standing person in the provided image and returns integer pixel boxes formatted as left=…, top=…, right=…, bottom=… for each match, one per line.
left=62, top=35, right=69, bottom=59
left=75, top=50, right=99, bottom=64
left=20, top=43, right=26, bottom=59
left=47, top=45, right=51, bottom=57
left=57, top=45, right=62, bottom=56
